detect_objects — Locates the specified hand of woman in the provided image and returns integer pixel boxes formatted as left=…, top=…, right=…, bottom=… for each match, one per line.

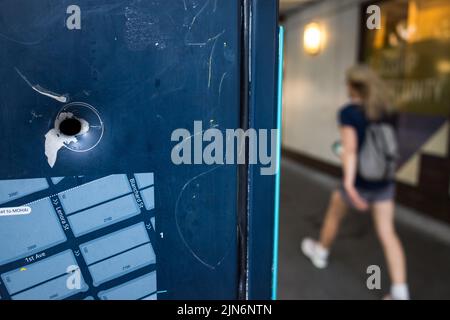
left=344, top=184, right=369, bottom=211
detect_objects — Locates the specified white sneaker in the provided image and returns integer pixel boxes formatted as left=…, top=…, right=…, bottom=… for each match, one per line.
left=389, top=283, right=410, bottom=300
left=301, top=238, right=329, bottom=269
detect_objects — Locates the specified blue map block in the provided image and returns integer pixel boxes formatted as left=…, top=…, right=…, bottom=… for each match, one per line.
left=89, top=243, right=155, bottom=287
left=134, top=173, right=154, bottom=190
left=140, top=186, right=155, bottom=211
left=0, top=178, right=49, bottom=205
left=2, top=250, right=79, bottom=295
left=51, top=177, right=64, bottom=185
left=67, top=194, right=140, bottom=237
left=98, top=272, right=157, bottom=300
left=0, top=172, right=159, bottom=300
left=80, top=223, right=150, bottom=265
left=59, top=175, right=131, bottom=214
left=0, top=198, right=66, bottom=265
left=11, top=271, right=88, bottom=300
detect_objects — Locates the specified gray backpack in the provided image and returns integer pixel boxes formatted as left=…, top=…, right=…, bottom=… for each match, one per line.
left=358, top=123, right=398, bottom=181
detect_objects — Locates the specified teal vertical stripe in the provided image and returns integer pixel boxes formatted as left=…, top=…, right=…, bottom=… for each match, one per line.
left=272, top=26, right=284, bottom=300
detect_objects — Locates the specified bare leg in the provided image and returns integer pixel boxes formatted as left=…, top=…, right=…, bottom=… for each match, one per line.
left=371, top=200, right=407, bottom=285
left=319, top=190, right=349, bottom=249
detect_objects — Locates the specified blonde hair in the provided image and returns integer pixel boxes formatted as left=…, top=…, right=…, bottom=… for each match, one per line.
left=346, top=65, right=393, bottom=120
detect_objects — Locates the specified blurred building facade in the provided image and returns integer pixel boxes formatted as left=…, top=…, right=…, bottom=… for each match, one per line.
left=281, top=0, right=450, bottom=223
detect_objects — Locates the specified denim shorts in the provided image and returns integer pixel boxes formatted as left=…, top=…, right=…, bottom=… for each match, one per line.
left=339, top=183, right=396, bottom=208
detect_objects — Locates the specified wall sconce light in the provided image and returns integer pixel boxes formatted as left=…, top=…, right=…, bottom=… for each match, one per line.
left=303, top=22, right=323, bottom=55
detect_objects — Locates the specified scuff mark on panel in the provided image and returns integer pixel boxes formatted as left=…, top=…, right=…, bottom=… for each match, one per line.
left=15, top=68, right=69, bottom=103
left=207, top=30, right=225, bottom=88
left=124, top=2, right=172, bottom=51
left=189, top=0, right=210, bottom=30
left=185, top=31, right=225, bottom=47
left=185, top=42, right=207, bottom=47
left=0, top=32, right=46, bottom=46
left=174, top=165, right=231, bottom=270
left=151, top=84, right=185, bottom=100
left=218, top=72, right=227, bottom=101
left=0, top=3, right=63, bottom=46
left=28, top=110, right=43, bottom=124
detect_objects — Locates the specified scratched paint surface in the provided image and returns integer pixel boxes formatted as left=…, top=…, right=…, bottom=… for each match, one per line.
left=0, top=0, right=239, bottom=299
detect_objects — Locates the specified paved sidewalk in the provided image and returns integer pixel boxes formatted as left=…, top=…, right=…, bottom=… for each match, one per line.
left=278, top=158, right=450, bottom=300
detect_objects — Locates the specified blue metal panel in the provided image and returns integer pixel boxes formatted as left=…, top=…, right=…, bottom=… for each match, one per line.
left=247, top=0, right=280, bottom=300
left=0, top=0, right=240, bottom=300
left=272, top=26, right=284, bottom=300
left=0, top=0, right=279, bottom=300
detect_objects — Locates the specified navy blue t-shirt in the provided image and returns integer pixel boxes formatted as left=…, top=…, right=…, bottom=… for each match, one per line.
left=338, top=104, right=395, bottom=190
